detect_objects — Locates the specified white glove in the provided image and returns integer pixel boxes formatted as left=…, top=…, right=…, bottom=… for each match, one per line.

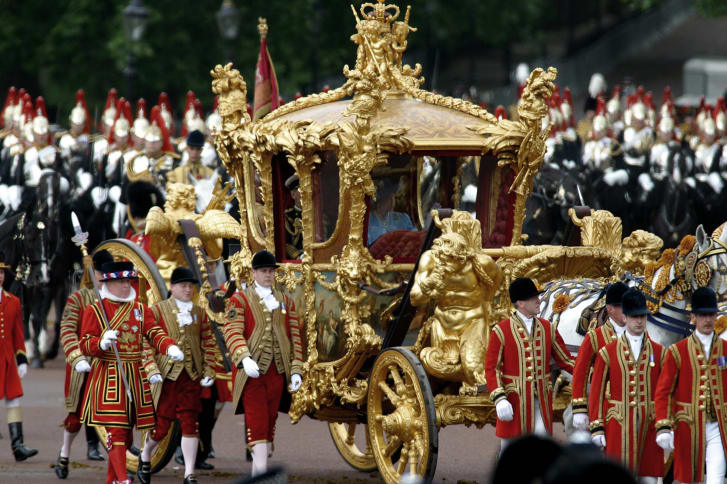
left=241, top=356, right=260, bottom=378
left=656, top=431, right=674, bottom=452
left=592, top=434, right=606, bottom=448
left=149, top=373, right=163, bottom=385
left=495, top=399, right=514, bottom=422
left=573, top=413, right=589, bottom=430
left=200, top=376, right=215, bottom=387
left=99, top=330, right=118, bottom=351
left=603, top=168, right=629, bottom=186
left=289, top=373, right=302, bottom=392
left=167, top=345, right=184, bottom=362
left=17, top=363, right=28, bottom=379
left=74, top=360, right=92, bottom=373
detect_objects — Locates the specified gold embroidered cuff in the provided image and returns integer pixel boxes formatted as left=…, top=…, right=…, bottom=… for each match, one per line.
left=572, top=397, right=588, bottom=413
left=290, top=361, right=304, bottom=376
left=490, top=387, right=506, bottom=404
left=67, top=349, right=87, bottom=367
left=589, top=420, right=604, bottom=434
left=202, top=366, right=216, bottom=380
left=232, top=347, right=251, bottom=366
left=655, top=419, right=673, bottom=432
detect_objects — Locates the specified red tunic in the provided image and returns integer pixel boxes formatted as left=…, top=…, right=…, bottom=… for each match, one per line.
left=0, top=290, right=26, bottom=400
left=572, top=320, right=621, bottom=414
left=655, top=333, right=727, bottom=483
left=223, top=287, right=304, bottom=415
left=485, top=314, right=574, bottom=438
left=60, top=288, right=95, bottom=412
left=79, top=298, right=174, bottom=429
left=589, top=333, right=664, bottom=476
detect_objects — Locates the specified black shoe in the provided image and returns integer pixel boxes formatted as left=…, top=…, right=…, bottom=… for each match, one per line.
left=195, top=459, right=214, bottom=470
left=175, top=445, right=184, bottom=466
left=9, top=422, right=38, bottom=461
left=87, top=441, right=105, bottom=461
left=207, top=445, right=215, bottom=459
left=183, top=474, right=198, bottom=484
left=55, top=452, right=69, bottom=479
left=136, top=460, right=151, bottom=484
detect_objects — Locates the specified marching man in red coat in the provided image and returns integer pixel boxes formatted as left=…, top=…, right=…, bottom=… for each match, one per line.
left=55, top=249, right=114, bottom=479
left=0, top=254, right=37, bottom=461
left=655, top=286, right=727, bottom=484
left=138, top=267, right=216, bottom=484
left=223, top=250, right=304, bottom=477
left=485, top=277, right=574, bottom=451
left=79, top=261, right=184, bottom=484
left=588, top=289, right=664, bottom=483
left=572, top=282, right=629, bottom=430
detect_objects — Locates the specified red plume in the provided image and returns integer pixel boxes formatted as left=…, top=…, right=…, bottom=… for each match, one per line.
left=150, top=105, right=173, bottom=153
left=158, top=92, right=171, bottom=112
left=194, top=99, right=203, bottom=117
left=136, top=98, right=147, bottom=119
left=212, top=96, right=219, bottom=113
left=1, top=87, right=16, bottom=128
left=595, top=97, right=607, bottom=116
left=246, top=103, right=253, bottom=118
left=75, top=89, right=91, bottom=133
left=294, top=92, right=303, bottom=100
left=494, top=105, right=507, bottom=120
left=610, top=85, right=621, bottom=101
left=35, top=96, right=48, bottom=118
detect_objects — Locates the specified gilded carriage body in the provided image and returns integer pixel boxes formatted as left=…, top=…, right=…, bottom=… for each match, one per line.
left=209, top=2, right=578, bottom=482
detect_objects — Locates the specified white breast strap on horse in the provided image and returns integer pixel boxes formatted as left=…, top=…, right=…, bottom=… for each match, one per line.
left=621, top=272, right=695, bottom=337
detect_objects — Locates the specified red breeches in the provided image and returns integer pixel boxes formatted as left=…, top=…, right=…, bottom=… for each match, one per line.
left=63, top=410, right=83, bottom=433
left=150, top=371, right=201, bottom=440
left=105, top=426, right=133, bottom=484
left=242, top=367, right=284, bottom=448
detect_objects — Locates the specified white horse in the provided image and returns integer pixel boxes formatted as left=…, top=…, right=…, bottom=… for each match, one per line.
left=539, top=223, right=727, bottom=433
left=541, top=223, right=727, bottom=353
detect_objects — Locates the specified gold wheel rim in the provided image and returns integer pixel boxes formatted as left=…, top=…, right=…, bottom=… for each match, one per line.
left=367, top=349, right=433, bottom=484
left=328, top=422, right=377, bottom=472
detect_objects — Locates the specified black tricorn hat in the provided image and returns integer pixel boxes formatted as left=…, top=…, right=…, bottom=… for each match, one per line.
left=621, top=289, right=650, bottom=316
left=186, top=129, right=205, bottom=148
left=509, top=277, right=541, bottom=304
left=171, top=266, right=198, bottom=285
left=252, top=250, right=279, bottom=269
left=92, top=249, right=114, bottom=271
left=100, top=261, right=137, bottom=281
left=605, top=282, right=630, bottom=306
left=691, top=286, right=718, bottom=314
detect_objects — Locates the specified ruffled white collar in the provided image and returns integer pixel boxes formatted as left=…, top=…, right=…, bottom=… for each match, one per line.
left=100, top=283, right=137, bottom=303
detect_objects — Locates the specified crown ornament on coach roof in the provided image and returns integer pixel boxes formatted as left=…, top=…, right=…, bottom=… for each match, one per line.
left=360, top=0, right=400, bottom=23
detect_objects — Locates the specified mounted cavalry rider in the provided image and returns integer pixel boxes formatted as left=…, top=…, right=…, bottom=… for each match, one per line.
left=58, top=89, right=92, bottom=166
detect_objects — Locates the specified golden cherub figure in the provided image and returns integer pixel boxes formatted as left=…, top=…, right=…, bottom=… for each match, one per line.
left=145, top=182, right=240, bottom=285
left=410, top=211, right=503, bottom=390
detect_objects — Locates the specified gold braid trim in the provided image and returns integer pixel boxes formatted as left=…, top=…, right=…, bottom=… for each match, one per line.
left=716, top=315, right=727, bottom=335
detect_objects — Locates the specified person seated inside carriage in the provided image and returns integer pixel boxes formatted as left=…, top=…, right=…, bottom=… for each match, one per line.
left=367, top=177, right=415, bottom=246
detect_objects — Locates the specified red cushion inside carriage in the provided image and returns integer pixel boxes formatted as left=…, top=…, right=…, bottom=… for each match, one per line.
left=369, top=229, right=427, bottom=262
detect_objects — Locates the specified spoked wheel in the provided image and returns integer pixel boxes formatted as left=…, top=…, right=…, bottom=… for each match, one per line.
left=90, top=239, right=174, bottom=472
left=329, top=422, right=377, bottom=472
left=367, top=347, right=438, bottom=484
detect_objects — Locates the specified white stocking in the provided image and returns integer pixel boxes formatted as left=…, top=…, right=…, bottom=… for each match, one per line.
left=181, top=436, right=198, bottom=478
left=140, top=437, right=159, bottom=463
left=60, top=430, right=79, bottom=458
left=251, top=442, right=268, bottom=477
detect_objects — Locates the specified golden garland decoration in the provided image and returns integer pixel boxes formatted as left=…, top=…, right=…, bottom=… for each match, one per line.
left=715, top=315, right=727, bottom=335
left=553, top=294, right=571, bottom=314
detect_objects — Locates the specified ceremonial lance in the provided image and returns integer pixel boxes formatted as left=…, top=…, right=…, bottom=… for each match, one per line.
left=71, top=212, right=134, bottom=403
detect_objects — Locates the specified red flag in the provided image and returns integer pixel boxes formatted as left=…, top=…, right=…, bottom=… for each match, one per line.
left=253, top=18, right=279, bottom=121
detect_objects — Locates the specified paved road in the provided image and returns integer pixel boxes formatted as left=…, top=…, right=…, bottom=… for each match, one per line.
left=0, top=358, right=570, bottom=483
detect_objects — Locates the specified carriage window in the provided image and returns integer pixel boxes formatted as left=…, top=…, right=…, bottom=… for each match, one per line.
left=312, top=151, right=339, bottom=243
left=368, top=155, right=422, bottom=260
left=417, top=156, right=442, bottom=227
left=456, top=156, right=479, bottom=217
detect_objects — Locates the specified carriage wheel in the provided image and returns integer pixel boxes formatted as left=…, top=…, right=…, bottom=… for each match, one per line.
left=329, top=422, right=377, bottom=472
left=91, top=239, right=175, bottom=473
left=367, top=347, right=438, bottom=484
